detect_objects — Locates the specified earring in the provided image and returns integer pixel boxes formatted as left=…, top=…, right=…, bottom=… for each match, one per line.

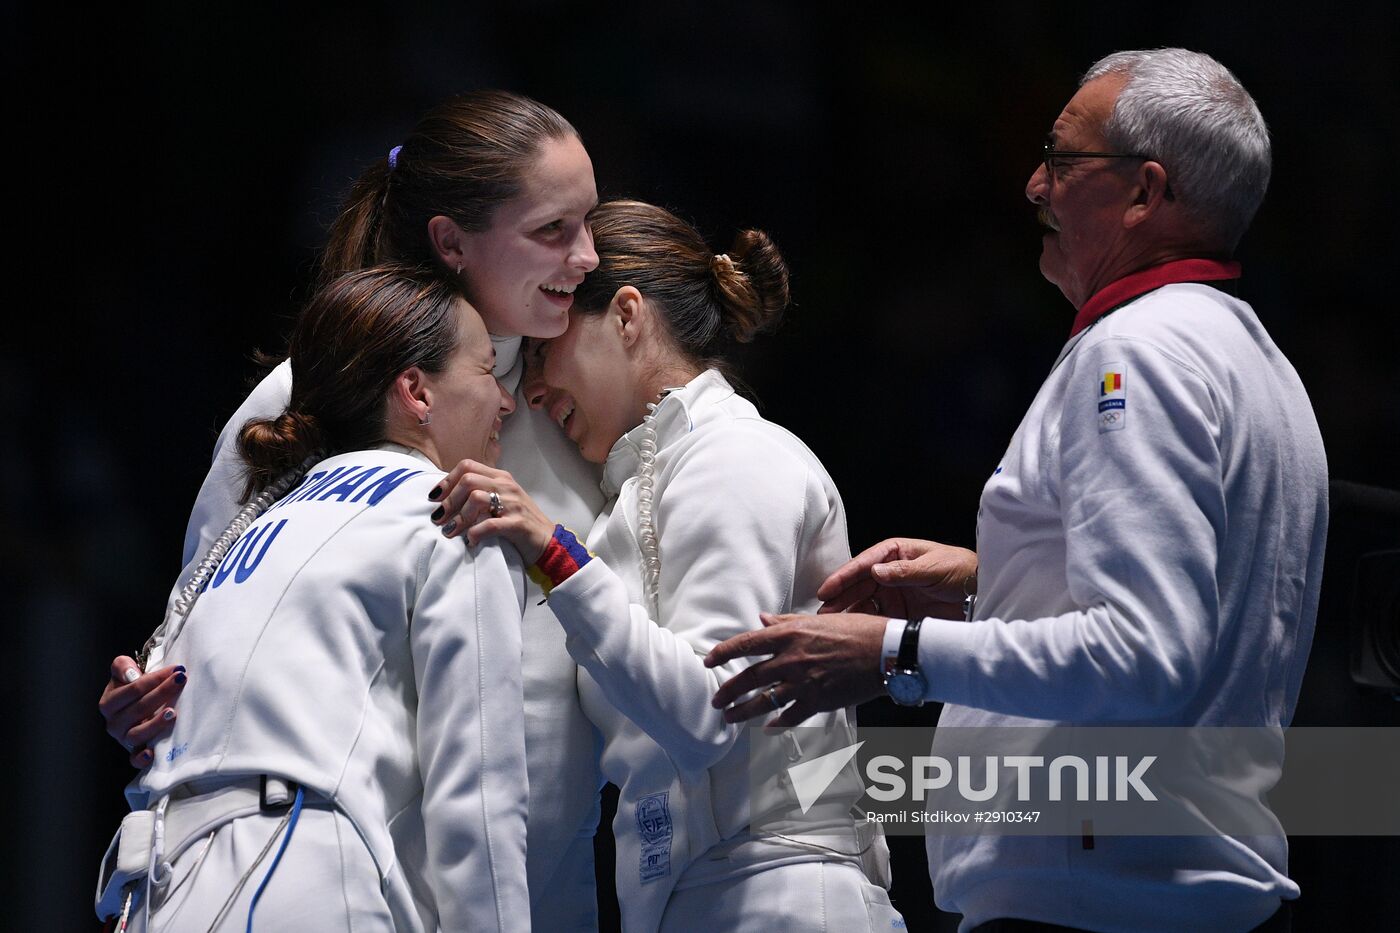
left=455, top=262, right=462, bottom=275
left=418, top=409, right=432, bottom=426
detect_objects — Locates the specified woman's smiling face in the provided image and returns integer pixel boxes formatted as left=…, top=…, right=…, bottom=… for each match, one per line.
left=457, top=134, right=600, bottom=339
left=418, top=298, right=517, bottom=469
left=528, top=305, right=640, bottom=464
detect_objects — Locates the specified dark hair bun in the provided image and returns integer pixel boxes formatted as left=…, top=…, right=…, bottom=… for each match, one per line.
left=715, top=228, right=790, bottom=343
left=237, top=410, right=322, bottom=502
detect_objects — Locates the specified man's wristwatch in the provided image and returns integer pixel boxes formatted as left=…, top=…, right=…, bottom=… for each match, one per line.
left=883, top=618, right=927, bottom=707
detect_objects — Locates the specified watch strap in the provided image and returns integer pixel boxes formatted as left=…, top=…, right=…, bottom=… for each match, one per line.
left=896, top=616, right=923, bottom=671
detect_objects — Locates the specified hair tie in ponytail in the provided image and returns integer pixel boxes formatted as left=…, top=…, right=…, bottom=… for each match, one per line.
left=388, top=145, right=402, bottom=169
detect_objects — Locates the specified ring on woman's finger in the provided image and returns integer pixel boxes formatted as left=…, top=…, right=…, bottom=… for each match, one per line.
left=765, top=687, right=782, bottom=711
left=488, top=491, right=504, bottom=518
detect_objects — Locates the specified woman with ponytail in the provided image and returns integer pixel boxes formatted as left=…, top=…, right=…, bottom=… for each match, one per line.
left=102, top=266, right=526, bottom=931
left=428, top=200, right=905, bottom=931
left=99, top=90, right=608, bottom=929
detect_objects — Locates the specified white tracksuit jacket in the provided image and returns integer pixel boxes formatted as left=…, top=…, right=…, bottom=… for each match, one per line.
left=138, top=446, right=530, bottom=931
left=544, top=369, right=876, bottom=932
left=911, top=283, right=1328, bottom=932
left=157, top=339, right=606, bottom=929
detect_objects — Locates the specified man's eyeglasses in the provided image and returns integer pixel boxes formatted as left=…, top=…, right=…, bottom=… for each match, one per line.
left=1042, top=141, right=1150, bottom=174
left=1041, top=141, right=1174, bottom=199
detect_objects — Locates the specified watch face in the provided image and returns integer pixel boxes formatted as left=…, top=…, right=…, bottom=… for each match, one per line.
left=886, top=669, right=926, bottom=706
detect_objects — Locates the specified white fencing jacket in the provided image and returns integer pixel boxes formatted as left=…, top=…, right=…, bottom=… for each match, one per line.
left=916, top=284, right=1329, bottom=932
left=138, top=446, right=530, bottom=932
left=545, top=369, right=868, bottom=932
left=160, top=339, right=606, bottom=927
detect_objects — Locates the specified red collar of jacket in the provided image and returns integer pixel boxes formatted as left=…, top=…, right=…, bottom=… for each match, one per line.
left=1070, top=258, right=1242, bottom=338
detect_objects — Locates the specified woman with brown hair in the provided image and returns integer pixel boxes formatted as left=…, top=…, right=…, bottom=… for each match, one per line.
left=430, top=200, right=904, bottom=931
left=98, top=265, right=525, bottom=931
left=99, top=90, right=606, bottom=928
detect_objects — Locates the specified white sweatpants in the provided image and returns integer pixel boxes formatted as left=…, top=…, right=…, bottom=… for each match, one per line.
left=658, top=860, right=905, bottom=933
left=128, top=808, right=395, bottom=933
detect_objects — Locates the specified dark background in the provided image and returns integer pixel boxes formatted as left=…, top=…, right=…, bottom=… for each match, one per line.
left=10, top=1, right=1398, bottom=929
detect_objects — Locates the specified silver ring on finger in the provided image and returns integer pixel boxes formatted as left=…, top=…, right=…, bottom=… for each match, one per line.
left=765, top=687, right=782, bottom=711
left=488, top=491, right=504, bottom=518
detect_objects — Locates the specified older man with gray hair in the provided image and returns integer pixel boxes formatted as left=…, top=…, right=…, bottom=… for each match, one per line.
left=709, top=49, right=1325, bottom=932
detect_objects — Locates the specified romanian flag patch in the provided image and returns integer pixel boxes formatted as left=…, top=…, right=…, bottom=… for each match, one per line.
left=1097, top=363, right=1126, bottom=433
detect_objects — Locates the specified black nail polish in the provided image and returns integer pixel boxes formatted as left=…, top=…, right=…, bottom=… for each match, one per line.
left=431, top=506, right=444, bottom=522
left=428, top=486, right=443, bottom=501
left=443, top=521, right=457, bottom=536
left=174, top=671, right=187, bottom=686
left=174, top=665, right=186, bottom=673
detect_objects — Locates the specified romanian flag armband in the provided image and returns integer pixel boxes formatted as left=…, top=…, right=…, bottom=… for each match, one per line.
left=528, top=524, right=593, bottom=596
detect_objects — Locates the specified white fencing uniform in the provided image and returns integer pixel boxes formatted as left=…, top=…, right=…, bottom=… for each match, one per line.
left=162, top=338, right=605, bottom=929
left=130, top=446, right=530, bottom=931
left=542, top=370, right=902, bottom=932
left=907, top=283, right=1328, bottom=931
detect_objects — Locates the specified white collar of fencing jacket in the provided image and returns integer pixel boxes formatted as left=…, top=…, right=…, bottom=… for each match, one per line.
left=599, top=368, right=735, bottom=499
left=375, top=442, right=437, bottom=468
left=491, top=334, right=524, bottom=393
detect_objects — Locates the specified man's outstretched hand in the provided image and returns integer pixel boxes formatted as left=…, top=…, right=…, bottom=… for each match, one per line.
left=705, top=611, right=888, bottom=728
left=705, top=537, right=975, bottom=728
left=817, top=537, right=976, bottom=622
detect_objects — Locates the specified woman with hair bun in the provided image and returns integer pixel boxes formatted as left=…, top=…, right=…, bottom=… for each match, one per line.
left=99, top=266, right=526, bottom=931
left=99, top=90, right=607, bottom=929
left=430, top=200, right=905, bottom=931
